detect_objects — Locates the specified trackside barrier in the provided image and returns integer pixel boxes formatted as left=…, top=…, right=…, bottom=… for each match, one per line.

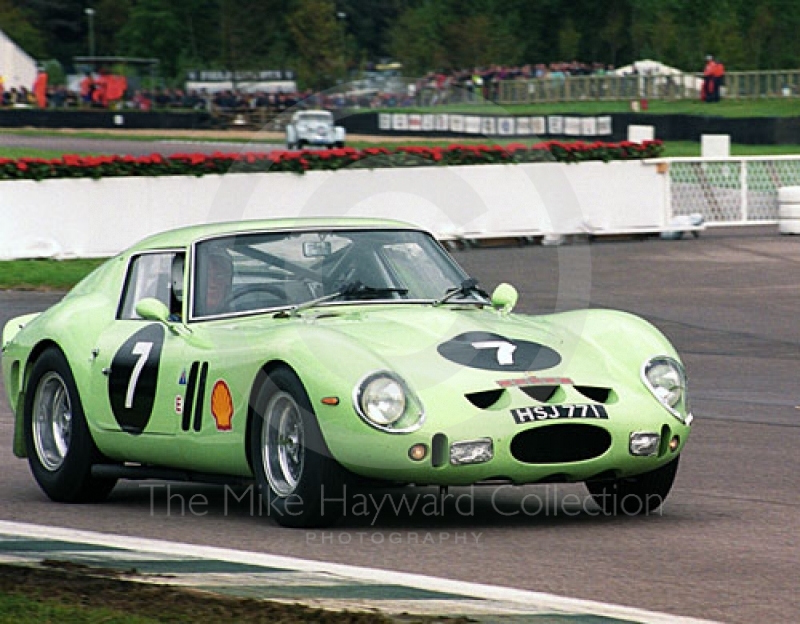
left=5, top=155, right=795, bottom=260
left=657, top=156, right=800, bottom=226
left=0, top=161, right=674, bottom=260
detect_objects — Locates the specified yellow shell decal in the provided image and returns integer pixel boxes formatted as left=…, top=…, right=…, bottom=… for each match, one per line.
left=210, top=380, right=234, bottom=431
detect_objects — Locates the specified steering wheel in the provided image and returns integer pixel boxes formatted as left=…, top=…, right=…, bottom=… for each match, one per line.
left=223, top=284, right=288, bottom=310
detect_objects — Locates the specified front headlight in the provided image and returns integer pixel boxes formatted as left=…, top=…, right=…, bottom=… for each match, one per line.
left=642, top=356, right=692, bottom=424
left=353, top=371, right=424, bottom=433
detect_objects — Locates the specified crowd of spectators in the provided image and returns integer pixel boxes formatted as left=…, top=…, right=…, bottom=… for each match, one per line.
left=410, top=61, right=617, bottom=105
left=0, top=81, right=408, bottom=114
left=0, top=60, right=630, bottom=116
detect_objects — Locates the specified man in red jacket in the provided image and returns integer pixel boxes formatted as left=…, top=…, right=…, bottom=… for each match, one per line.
left=701, top=55, right=716, bottom=101
left=711, top=58, right=725, bottom=102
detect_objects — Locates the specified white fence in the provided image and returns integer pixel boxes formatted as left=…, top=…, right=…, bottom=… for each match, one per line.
left=655, top=156, right=800, bottom=225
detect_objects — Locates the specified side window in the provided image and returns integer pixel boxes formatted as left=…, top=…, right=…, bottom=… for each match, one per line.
left=119, top=252, right=184, bottom=320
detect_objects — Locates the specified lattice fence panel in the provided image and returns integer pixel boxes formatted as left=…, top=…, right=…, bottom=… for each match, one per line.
left=745, top=160, right=800, bottom=220
left=669, top=158, right=800, bottom=224
left=670, top=161, right=744, bottom=222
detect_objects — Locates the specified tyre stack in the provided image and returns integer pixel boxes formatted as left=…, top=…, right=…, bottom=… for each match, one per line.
left=778, top=186, right=800, bottom=234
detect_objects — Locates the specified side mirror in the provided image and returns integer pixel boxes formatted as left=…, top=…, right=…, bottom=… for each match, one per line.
left=135, top=297, right=171, bottom=323
left=491, top=283, right=518, bottom=315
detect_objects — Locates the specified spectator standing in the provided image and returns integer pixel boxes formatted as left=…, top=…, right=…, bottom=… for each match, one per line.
left=33, top=68, right=48, bottom=108
left=93, top=71, right=109, bottom=107
left=711, top=57, right=725, bottom=102
left=702, top=55, right=719, bottom=102
left=80, top=73, right=95, bottom=106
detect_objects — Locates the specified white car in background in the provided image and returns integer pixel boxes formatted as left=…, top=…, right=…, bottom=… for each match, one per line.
left=285, top=110, right=346, bottom=150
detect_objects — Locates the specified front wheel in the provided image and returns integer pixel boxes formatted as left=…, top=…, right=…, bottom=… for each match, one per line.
left=24, top=348, right=117, bottom=503
left=585, top=456, right=680, bottom=516
left=250, top=367, right=348, bottom=528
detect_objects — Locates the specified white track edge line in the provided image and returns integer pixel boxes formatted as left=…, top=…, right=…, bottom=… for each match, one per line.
left=0, top=520, right=719, bottom=624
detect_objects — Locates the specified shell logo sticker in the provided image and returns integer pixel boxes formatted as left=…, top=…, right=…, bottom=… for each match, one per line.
left=210, top=380, right=234, bottom=431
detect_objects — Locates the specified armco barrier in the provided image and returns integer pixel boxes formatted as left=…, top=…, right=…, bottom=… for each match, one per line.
left=0, top=161, right=669, bottom=260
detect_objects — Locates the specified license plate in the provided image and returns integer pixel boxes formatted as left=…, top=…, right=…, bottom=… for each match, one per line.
left=510, top=404, right=608, bottom=425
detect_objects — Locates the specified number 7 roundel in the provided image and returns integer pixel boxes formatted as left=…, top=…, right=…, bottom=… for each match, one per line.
left=108, top=324, right=165, bottom=435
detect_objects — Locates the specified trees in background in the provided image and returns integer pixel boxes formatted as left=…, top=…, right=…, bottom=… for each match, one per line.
left=2, top=0, right=800, bottom=88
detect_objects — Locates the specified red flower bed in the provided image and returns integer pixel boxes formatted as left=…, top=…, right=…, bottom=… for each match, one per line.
left=0, top=141, right=663, bottom=182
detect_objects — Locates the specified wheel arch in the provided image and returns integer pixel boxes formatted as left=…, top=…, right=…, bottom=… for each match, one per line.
left=244, top=359, right=301, bottom=473
left=13, top=339, right=65, bottom=458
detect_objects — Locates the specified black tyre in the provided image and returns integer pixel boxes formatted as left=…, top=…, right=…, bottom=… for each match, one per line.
left=250, top=367, right=348, bottom=528
left=24, top=348, right=117, bottom=503
left=585, top=456, right=680, bottom=516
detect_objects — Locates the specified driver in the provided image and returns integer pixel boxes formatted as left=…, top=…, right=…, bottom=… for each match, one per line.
left=203, top=250, right=233, bottom=315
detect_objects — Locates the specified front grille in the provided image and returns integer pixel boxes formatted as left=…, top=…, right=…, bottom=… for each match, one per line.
left=510, top=424, right=611, bottom=464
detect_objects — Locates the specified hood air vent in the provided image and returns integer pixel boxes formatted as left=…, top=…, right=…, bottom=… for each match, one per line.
left=574, top=386, right=612, bottom=403
left=520, top=385, right=559, bottom=402
left=465, top=389, right=505, bottom=409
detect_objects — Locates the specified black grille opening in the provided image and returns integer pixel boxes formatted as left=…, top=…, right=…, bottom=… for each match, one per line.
left=520, top=385, right=559, bottom=402
left=510, top=424, right=611, bottom=464
left=574, top=386, right=612, bottom=403
left=465, top=389, right=505, bottom=409
left=431, top=433, right=448, bottom=467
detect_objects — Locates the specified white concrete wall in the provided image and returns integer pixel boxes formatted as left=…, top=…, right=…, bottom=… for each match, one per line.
left=0, top=29, right=37, bottom=91
left=0, top=161, right=668, bottom=259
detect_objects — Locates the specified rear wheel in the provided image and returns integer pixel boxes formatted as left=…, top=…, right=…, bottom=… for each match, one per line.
left=24, top=348, right=117, bottom=503
left=250, top=367, right=348, bottom=528
left=585, top=456, right=680, bottom=516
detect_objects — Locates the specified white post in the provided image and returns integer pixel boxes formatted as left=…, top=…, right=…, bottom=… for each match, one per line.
left=627, top=125, right=655, bottom=143
left=701, top=135, right=730, bottom=158
left=740, top=161, right=748, bottom=222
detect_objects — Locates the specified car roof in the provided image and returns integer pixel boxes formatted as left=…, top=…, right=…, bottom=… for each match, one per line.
left=294, top=110, right=332, bottom=118
left=128, top=217, right=422, bottom=252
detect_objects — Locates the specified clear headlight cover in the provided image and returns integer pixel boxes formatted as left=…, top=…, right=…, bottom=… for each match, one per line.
left=642, top=356, right=692, bottom=423
left=353, top=372, right=424, bottom=433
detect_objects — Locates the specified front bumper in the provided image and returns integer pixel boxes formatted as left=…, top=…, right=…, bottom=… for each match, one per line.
left=318, top=392, right=691, bottom=486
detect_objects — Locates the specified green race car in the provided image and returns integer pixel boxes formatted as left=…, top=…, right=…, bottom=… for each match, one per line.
left=2, top=218, right=693, bottom=527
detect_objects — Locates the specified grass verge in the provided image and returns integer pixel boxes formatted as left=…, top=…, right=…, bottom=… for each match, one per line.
left=0, top=259, right=106, bottom=290
left=0, top=561, right=451, bottom=624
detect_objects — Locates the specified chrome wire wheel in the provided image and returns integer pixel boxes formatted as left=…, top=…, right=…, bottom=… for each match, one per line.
left=31, top=371, right=73, bottom=472
left=262, top=390, right=305, bottom=497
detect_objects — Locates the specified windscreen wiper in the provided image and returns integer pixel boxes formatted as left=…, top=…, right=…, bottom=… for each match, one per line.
left=433, top=278, right=490, bottom=307
left=278, top=281, right=408, bottom=317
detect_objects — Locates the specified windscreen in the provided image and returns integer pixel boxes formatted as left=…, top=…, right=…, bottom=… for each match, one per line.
left=190, top=229, right=473, bottom=319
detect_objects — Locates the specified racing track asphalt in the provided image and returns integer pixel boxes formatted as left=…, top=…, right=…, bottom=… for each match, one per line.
left=1, top=226, right=798, bottom=623
left=0, top=132, right=282, bottom=156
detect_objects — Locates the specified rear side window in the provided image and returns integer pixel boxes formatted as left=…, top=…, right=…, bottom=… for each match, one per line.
left=118, top=252, right=184, bottom=320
